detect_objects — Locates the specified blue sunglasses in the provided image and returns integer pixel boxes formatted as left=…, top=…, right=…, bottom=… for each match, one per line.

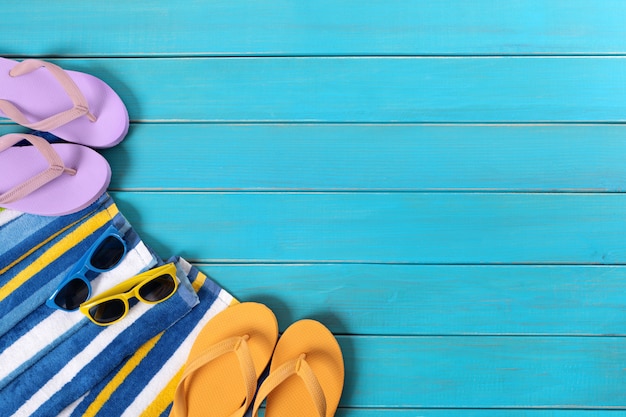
left=46, top=225, right=127, bottom=311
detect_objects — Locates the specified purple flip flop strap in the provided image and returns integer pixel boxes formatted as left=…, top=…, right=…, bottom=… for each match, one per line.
left=0, top=133, right=76, bottom=205
left=0, top=59, right=97, bottom=132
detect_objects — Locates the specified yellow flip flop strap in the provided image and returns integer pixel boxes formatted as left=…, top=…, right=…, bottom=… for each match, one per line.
left=252, top=354, right=327, bottom=417
left=172, top=335, right=257, bottom=417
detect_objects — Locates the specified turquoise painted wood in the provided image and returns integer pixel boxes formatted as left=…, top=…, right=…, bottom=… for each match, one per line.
left=199, top=264, right=626, bottom=336
left=98, top=123, right=626, bottom=191
left=2, top=0, right=626, bottom=415
left=111, top=192, right=626, bottom=264
left=3, top=1, right=626, bottom=56
left=10, top=57, right=625, bottom=123
left=338, top=336, right=626, bottom=408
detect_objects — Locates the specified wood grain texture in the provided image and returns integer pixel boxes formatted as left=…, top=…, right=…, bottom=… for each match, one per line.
left=111, top=191, right=626, bottom=264
left=0, top=57, right=623, bottom=123
left=199, top=264, right=626, bottom=336
left=1, top=0, right=625, bottom=413
left=339, top=335, right=626, bottom=408
left=3, top=1, right=626, bottom=56
left=93, top=123, right=626, bottom=191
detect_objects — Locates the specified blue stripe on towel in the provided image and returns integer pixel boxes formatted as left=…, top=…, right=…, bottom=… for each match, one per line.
left=0, top=195, right=116, bottom=308
left=0, top=195, right=112, bottom=269
left=0, top=207, right=84, bottom=263
left=0, top=306, right=87, bottom=391
left=0, top=213, right=114, bottom=339
left=0, top=194, right=163, bottom=409
left=0, top=243, right=159, bottom=391
left=0, top=203, right=151, bottom=338
left=70, top=258, right=232, bottom=417
left=0, top=264, right=199, bottom=417
left=0, top=194, right=238, bottom=416
left=0, top=219, right=148, bottom=340
left=0, top=262, right=74, bottom=338
left=0, top=229, right=103, bottom=325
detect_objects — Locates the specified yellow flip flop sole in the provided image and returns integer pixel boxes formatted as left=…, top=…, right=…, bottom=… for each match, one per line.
left=252, top=319, right=344, bottom=417
left=171, top=302, right=278, bottom=417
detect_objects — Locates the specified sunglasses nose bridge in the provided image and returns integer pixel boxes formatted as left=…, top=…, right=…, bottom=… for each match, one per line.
left=123, top=289, right=138, bottom=303
left=74, top=261, right=93, bottom=276
left=133, top=285, right=149, bottom=304
left=81, top=264, right=179, bottom=326
left=118, top=296, right=131, bottom=322
left=79, top=262, right=107, bottom=284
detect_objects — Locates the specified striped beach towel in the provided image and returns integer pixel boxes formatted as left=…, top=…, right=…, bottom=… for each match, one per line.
left=0, top=194, right=235, bottom=416
left=63, top=257, right=235, bottom=417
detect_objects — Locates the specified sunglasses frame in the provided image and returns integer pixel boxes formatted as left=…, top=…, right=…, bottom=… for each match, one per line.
left=79, top=262, right=179, bottom=326
left=46, top=224, right=127, bottom=311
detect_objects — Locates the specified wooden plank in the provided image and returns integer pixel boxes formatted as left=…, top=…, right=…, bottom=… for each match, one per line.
left=201, top=264, right=626, bottom=336
left=4, top=57, right=624, bottom=123
left=340, top=335, right=626, bottom=408
left=111, top=191, right=626, bottom=264
left=95, top=123, right=626, bottom=191
left=3, top=1, right=626, bottom=56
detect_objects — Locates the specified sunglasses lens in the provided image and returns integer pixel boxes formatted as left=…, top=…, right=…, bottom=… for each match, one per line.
left=138, top=274, right=176, bottom=302
left=91, top=235, right=125, bottom=270
left=54, top=278, right=89, bottom=310
left=89, top=299, right=126, bottom=324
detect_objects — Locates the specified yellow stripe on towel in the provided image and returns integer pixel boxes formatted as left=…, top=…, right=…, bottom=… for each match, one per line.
left=139, top=367, right=185, bottom=417
left=132, top=271, right=210, bottom=416
left=191, top=271, right=207, bottom=293
left=83, top=332, right=164, bottom=417
left=0, top=215, right=85, bottom=276
left=138, top=278, right=235, bottom=416
left=0, top=204, right=119, bottom=303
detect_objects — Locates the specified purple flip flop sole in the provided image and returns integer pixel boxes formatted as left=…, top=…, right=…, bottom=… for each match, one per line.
left=0, top=143, right=111, bottom=216
left=0, top=57, right=129, bottom=148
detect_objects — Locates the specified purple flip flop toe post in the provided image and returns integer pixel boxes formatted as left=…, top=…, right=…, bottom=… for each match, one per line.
left=0, top=58, right=129, bottom=148
left=0, top=133, right=111, bottom=216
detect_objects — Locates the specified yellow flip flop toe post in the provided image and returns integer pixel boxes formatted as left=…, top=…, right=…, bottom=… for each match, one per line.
left=251, top=319, right=345, bottom=417
left=170, top=302, right=278, bottom=417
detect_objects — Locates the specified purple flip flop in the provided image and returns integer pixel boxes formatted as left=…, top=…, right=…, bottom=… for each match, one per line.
left=0, top=58, right=129, bottom=148
left=0, top=133, right=111, bottom=216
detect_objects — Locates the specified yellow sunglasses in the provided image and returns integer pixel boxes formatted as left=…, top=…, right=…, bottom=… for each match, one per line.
left=79, top=263, right=179, bottom=326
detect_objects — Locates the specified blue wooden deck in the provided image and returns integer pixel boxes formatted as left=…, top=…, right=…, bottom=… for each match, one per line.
left=4, top=1, right=626, bottom=415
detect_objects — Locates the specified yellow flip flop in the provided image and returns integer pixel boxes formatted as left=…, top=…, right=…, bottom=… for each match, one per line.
left=251, top=319, right=345, bottom=417
left=170, top=302, right=278, bottom=417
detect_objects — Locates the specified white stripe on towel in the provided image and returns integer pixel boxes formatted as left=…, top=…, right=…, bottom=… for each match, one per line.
left=0, top=309, right=83, bottom=382
left=121, top=289, right=233, bottom=417
left=14, top=301, right=153, bottom=416
left=0, top=243, right=155, bottom=383
left=0, top=209, right=22, bottom=227
left=58, top=393, right=89, bottom=417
